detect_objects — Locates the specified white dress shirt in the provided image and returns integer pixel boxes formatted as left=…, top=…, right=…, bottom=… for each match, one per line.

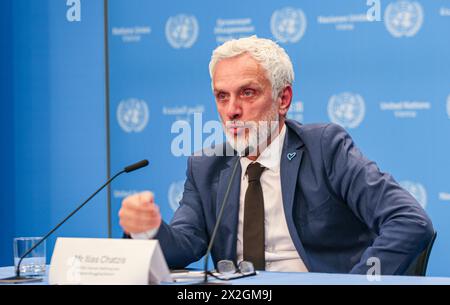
left=237, top=125, right=308, bottom=272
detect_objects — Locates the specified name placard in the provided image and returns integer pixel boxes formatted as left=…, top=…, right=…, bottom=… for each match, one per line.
left=48, top=238, right=172, bottom=285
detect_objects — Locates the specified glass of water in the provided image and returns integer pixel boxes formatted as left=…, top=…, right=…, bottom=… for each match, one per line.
left=13, top=237, right=46, bottom=277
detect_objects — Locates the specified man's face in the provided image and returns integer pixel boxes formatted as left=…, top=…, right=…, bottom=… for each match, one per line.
left=213, top=53, right=281, bottom=154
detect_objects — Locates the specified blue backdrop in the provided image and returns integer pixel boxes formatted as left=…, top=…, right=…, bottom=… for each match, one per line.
left=0, top=0, right=108, bottom=266
left=106, top=0, right=450, bottom=275
left=1, top=0, right=449, bottom=276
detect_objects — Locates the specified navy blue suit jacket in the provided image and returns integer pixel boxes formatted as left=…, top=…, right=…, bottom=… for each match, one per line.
left=154, top=120, right=434, bottom=274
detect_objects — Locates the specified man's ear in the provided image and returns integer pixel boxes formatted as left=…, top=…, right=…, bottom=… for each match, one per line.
left=278, top=86, right=292, bottom=117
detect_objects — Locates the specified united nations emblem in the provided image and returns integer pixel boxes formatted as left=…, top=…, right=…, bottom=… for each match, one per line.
left=168, top=180, right=185, bottom=212
left=384, top=1, right=424, bottom=38
left=327, top=92, right=365, bottom=129
left=270, top=7, right=307, bottom=43
left=400, top=181, right=427, bottom=209
left=117, top=98, right=149, bottom=133
left=165, top=14, right=199, bottom=49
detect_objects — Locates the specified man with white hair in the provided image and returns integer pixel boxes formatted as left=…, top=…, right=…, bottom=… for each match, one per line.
left=119, top=36, right=434, bottom=275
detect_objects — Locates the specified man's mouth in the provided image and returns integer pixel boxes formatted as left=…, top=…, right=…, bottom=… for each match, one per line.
left=227, top=126, right=245, bottom=135
left=225, top=120, right=259, bottom=137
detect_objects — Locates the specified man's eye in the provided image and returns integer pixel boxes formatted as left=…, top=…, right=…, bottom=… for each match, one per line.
left=216, top=93, right=228, bottom=101
left=242, top=89, right=255, bottom=97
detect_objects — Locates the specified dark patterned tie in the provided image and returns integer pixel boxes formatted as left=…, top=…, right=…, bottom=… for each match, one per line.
left=243, top=162, right=266, bottom=270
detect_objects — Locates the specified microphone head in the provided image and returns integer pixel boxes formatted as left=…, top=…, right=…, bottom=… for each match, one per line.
left=124, top=159, right=149, bottom=173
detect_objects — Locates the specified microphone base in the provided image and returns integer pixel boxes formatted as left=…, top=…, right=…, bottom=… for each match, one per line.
left=0, top=275, right=43, bottom=284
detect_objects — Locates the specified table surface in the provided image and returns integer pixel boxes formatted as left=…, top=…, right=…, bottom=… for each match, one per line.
left=1, top=266, right=450, bottom=285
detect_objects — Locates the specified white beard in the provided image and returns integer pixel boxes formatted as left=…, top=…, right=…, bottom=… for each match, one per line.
left=223, top=104, right=279, bottom=157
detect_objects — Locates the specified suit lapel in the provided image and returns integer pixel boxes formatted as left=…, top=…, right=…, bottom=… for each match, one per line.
left=280, top=124, right=312, bottom=269
left=215, top=155, right=242, bottom=262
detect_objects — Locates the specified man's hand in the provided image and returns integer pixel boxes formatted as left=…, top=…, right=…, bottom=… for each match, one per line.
left=118, top=191, right=162, bottom=234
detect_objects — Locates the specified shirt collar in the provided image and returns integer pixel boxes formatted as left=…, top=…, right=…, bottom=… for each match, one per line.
left=240, top=123, right=287, bottom=173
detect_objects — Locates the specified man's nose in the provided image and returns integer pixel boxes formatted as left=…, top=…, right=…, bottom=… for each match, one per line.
left=226, top=97, right=242, bottom=120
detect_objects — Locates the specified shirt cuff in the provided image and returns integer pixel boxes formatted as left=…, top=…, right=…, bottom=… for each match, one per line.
left=130, top=227, right=159, bottom=240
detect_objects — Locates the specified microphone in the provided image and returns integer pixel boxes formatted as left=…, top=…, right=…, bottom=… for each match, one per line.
left=202, top=146, right=253, bottom=284
left=124, top=159, right=149, bottom=173
left=0, top=160, right=149, bottom=284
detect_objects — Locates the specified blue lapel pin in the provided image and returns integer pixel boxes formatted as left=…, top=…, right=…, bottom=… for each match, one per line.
left=287, top=152, right=297, bottom=161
